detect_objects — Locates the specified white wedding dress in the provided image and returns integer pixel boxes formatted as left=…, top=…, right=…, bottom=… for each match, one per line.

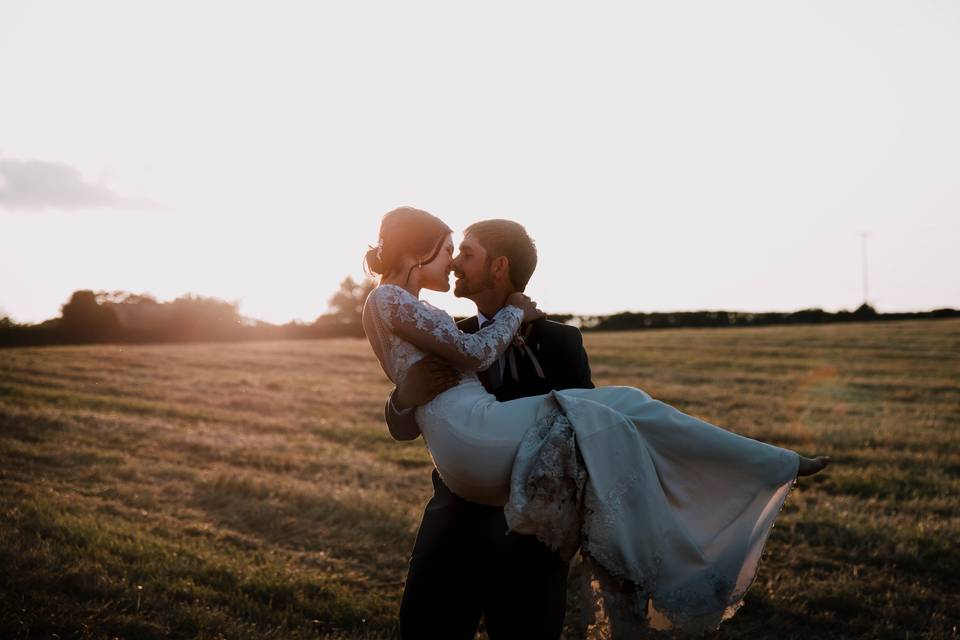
left=363, top=284, right=799, bottom=635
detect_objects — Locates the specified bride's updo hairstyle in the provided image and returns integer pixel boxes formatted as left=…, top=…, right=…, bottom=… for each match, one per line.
left=365, top=206, right=453, bottom=285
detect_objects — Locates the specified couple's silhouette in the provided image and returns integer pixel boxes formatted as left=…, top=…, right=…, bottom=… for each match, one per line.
left=362, top=207, right=829, bottom=638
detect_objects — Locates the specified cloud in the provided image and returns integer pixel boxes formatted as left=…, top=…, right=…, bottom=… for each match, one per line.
left=0, top=158, right=154, bottom=212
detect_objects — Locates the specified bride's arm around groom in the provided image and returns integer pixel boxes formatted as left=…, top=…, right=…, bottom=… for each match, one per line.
left=383, top=314, right=594, bottom=440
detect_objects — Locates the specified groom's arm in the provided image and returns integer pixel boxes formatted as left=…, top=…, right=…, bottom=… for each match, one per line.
left=385, top=390, right=421, bottom=441
left=384, top=355, right=461, bottom=441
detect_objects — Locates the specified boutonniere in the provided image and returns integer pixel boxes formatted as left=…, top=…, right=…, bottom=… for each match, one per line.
left=509, top=324, right=546, bottom=380
left=512, top=323, right=534, bottom=348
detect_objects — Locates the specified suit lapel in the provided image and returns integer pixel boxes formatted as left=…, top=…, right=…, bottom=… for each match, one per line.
left=458, top=316, right=480, bottom=334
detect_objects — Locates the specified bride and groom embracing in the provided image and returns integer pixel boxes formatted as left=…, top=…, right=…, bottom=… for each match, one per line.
left=361, top=207, right=830, bottom=639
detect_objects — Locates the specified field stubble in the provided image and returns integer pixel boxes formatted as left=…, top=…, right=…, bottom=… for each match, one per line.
left=1, top=319, right=958, bottom=639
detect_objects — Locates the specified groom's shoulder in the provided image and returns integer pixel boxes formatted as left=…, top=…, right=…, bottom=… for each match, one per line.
left=456, top=313, right=583, bottom=346
left=529, top=318, right=584, bottom=347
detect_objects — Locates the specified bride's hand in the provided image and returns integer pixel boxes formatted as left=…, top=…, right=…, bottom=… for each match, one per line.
left=507, top=292, right=546, bottom=324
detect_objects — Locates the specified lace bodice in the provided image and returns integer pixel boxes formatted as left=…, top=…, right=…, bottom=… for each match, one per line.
left=362, top=284, right=524, bottom=384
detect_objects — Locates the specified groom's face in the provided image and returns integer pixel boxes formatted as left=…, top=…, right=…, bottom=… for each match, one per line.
left=451, top=234, right=496, bottom=298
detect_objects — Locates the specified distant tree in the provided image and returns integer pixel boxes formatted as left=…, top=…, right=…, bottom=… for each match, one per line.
left=60, top=290, right=120, bottom=342
left=854, top=303, right=878, bottom=318
left=931, top=308, right=960, bottom=318
left=98, top=291, right=164, bottom=336
left=95, top=290, right=157, bottom=306
left=789, top=308, right=829, bottom=324
left=327, top=276, right=376, bottom=327
left=165, top=294, right=242, bottom=341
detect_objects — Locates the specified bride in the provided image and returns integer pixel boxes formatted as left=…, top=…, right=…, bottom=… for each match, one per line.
left=361, top=207, right=829, bottom=634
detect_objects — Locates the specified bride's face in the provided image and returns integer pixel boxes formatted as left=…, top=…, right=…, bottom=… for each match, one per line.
left=418, top=234, right=455, bottom=292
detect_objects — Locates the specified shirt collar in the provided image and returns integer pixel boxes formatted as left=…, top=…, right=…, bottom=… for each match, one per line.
left=477, top=307, right=506, bottom=327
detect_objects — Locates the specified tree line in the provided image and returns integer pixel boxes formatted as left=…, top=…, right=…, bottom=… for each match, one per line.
left=1, top=279, right=956, bottom=348
left=0, top=277, right=376, bottom=348
left=575, top=303, right=959, bottom=332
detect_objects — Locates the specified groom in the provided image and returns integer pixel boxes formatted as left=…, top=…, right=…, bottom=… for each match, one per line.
left=384, top=219, right=594, bottom=639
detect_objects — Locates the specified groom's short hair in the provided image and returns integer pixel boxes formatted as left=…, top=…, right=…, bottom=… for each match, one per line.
left=464, top=219, right=537, bottom=292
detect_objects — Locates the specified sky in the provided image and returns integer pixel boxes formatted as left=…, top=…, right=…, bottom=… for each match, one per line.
left=1, top=0, right=958, bottom=325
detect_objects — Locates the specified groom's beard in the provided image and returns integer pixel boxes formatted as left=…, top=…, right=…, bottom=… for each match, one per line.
left=454, top=271, right=495, bottom=298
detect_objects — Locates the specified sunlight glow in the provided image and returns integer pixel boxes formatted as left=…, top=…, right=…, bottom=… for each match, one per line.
left=1, top=1, right=958, bottom=324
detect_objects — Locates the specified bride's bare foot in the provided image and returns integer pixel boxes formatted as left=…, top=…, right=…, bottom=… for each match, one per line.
left=797, top=455, right=831, bottom=477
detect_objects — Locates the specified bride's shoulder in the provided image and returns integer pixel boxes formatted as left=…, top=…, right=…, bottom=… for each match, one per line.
left=369, top=284, right=420, bottom=308
left=372, top=283, right=414, bottom=298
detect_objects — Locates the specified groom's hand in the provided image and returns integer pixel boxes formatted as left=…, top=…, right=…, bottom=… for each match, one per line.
left=395, top=356, right=461, bottom=410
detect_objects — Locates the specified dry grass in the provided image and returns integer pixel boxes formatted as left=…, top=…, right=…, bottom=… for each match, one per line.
left=1, top=319, right=958, bottom=639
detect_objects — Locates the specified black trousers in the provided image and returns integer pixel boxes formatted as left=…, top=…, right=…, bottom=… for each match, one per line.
left=399, top=470, right=568, bottom=640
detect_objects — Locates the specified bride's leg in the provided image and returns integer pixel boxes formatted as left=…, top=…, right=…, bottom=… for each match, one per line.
left=559, top=385, right=831, bottom=479
left=547, top=385, right=827, bottom=631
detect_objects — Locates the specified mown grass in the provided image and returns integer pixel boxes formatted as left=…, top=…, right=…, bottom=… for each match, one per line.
left=1, top=320, right=958, bottom=639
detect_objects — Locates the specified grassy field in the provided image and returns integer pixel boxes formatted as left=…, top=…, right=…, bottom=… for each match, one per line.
left=1, top=319, right=958, bottom=639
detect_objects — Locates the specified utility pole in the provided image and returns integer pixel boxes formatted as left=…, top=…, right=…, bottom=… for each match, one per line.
left=860, top=231, right=870, bottom=305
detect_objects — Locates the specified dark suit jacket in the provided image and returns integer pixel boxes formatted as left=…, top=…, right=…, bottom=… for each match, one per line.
left=390, top=313, right=595, bottom=639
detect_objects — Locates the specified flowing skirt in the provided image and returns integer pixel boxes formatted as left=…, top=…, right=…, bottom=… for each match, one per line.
left=416, top=379, right=799, bottom=634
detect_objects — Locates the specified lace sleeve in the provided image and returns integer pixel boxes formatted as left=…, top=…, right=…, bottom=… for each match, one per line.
left=370, top=284, right=523, bottom=371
